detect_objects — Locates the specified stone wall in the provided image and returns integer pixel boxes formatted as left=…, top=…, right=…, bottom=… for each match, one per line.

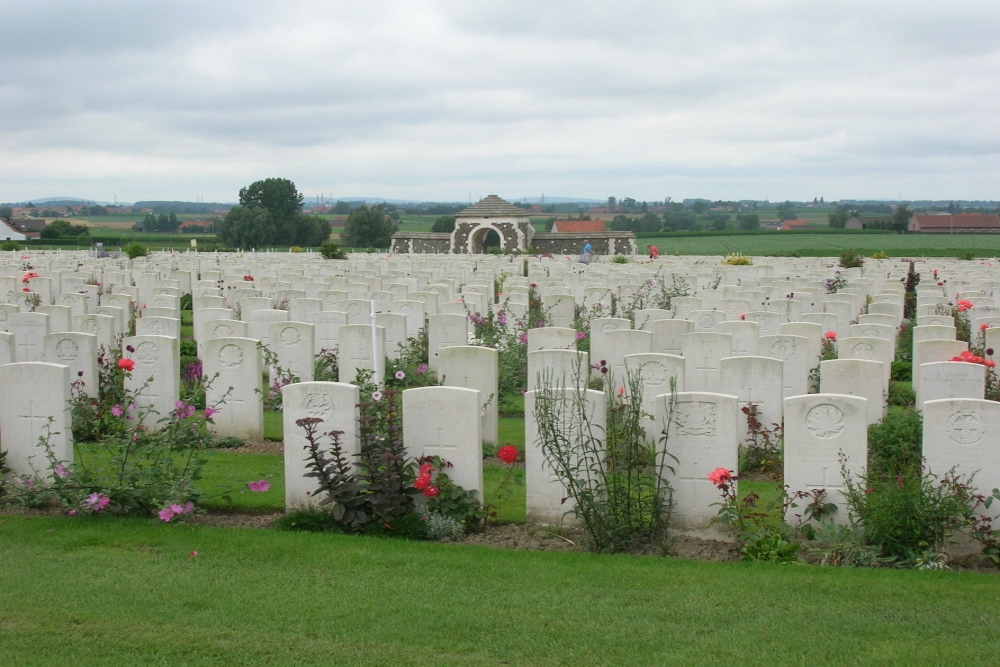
left=531, top=232, right=637, bottom=256
left=389, top=233, right=451, bottom=254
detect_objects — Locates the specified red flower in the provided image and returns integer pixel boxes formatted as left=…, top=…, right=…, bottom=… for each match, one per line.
left=497, top=445, right=519, bottom=464
left=419, top=463, right=434, bottom=475
left=739, top=314, right=746, bottom=320
left=981, top=323, right=990, bottom=331
left=986, top=360, right=996, bottom=368
left=414, top=475, right=430, bottom=490
left=824, top=331, right=837, bottom=341
left=117, top=358, right=135, bottom=372
left=708, top=468, right=732, bottom=486
left=422, top=485, right=440, bottom=498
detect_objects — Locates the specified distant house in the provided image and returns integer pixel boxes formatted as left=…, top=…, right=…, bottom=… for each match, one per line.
left=0, top=220, right=27, bottom=241
left=779, top=220, right=808, bottom=231
left=12, top=217, right=45, bottom=233
left=909, top=213, right=1000, bottom=233
left=551, top=220, right=608, bottom=233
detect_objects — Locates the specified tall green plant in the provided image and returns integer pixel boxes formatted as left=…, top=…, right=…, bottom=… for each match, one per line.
left=531, top=366, right=675, bottom=552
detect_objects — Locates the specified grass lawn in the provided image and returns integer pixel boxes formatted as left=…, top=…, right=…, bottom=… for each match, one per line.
left=2, top=514, right=999, bottom=665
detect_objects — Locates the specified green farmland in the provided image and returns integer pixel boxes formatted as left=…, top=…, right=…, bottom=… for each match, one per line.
left=640, top=232, right=1000, bottom=258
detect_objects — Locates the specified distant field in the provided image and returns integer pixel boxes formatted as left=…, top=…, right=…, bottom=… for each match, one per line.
left=639, top=233, right=1000, bottom=258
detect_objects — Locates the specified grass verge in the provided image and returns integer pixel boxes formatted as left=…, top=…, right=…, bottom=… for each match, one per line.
left=1, top=515, right=998, bottom=665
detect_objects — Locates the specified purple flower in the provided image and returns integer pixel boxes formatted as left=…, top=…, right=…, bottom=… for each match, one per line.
left=576, top=331, right=586, bottom=340
left=247, top=480, right=270, bottom=492
left=416, top=363, right=428, bottom=374
left=111, top=405, right=123, bottom=417
left=158, top=508, right=176, bottom=522
left=204, top=407, right=217, bottom=419
left=84, top=493, right=110, bottom=511
left=54, top=464, right=69, bottom=479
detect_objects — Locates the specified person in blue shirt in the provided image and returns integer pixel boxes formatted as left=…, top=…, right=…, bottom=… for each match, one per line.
left=581, top=240, right=593, bottom=264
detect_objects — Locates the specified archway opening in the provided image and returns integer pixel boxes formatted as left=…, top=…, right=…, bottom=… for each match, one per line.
left=470, top=225, right=503, bottom=253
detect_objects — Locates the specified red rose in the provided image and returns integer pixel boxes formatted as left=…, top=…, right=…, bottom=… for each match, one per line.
left=419, top=463, right=434, bottom=475
left=117, top=358, right=135, bottom=372
left=708, top=467, right=733, bottom=486
left=497, top=446, right=519, bottom=464
left=824, top=331, right=837, bottom=340
left=422, top=486, right=440, bottom=498
left=414, top=475, right=430, bottom=490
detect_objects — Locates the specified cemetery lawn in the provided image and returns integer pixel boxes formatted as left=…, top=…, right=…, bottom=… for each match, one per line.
left=2, top=515, right=999, bottom=666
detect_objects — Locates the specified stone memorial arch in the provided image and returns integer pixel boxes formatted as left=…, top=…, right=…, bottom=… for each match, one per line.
left=449, top=195, right=534, bottom=254
left=389, top=194, right=635, bottom=255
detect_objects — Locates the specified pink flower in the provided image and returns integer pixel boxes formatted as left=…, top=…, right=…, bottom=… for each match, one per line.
left=395, top=371, right=405, bottom=380
left=189, top=551, right=198, bottom=558
left=371, top=391, right=383, bottom=402
left=84, top=493, right=110, bottom=511
left=416, top=363, right=428, bottom=374
left=111, top=404, right=124, bottom=417
left=159, top=508, right=176, bottom=522
left=67, top=509, right=78, bottom=516
left=54, top=464, right=69, bottom=479
left=708, top=468, right=733, bottom=486
left=247, top=479, right=270, bottom=492
left=739, top=314, right=746, bottom=320
left=576, top=331, right=585, bottom=340
left=204, top=407, right=216, bottom=419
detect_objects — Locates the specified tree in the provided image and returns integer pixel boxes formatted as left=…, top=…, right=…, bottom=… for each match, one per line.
left=828, top=207, right=849, bottom=229
left=776, top=201, right=797, bottom=221
left=0, top=205, right=12, bottom=223
left=341, top=204, right=397, bottom=248
left=430, top=215, right=456, bottom=233
left=690, top=200, right=709, bottom=215
left=606, top=196, right=617, bottom=209
left=609, top=214, right=638, bottom=232
left=40, top=219, right=88, bottom=238
left=663, top=211, right=696, bottom=231
left=736, top=213, right=760, bottom=230
left=216, top=206, right=277, bottom=248
left=638, top=212, right=661, bottom=232
left=217, top=177, right=328, bottom=247
left=891, top=204, right=913, bottom=233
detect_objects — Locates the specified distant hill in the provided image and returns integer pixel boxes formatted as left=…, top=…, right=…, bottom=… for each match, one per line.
left=131, top=201, right=233, bottom=214
left=15, top=197, right=109, bottom=206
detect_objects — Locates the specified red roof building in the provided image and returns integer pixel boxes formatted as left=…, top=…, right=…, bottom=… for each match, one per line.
left=551, top=220, right=608, bottom=233
left=909, top=213, right=1000, bottom=233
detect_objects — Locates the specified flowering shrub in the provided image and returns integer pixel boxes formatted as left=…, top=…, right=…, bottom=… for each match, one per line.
left=841, top=455, right=994, bottom=568
left=825, top=273, right=847, bottom=294
left=709, top=468, right=832, bottom=563
left=415, top=456, right=487, bottom=531
left=722, top=253, right=752, bottom=265
left=739, top=402, right=783, bottom=475
left=2, top=387, right=250, bottom=519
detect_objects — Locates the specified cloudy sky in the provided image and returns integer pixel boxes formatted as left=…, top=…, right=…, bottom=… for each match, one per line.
left=3, top=0, right=998, bottom=205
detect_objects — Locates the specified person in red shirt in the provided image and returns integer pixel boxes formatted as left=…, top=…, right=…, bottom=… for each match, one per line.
left=647, top=244, right=659, bottom=259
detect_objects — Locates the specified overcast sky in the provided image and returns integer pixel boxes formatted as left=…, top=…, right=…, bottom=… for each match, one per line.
left=3, top=0, right=998, bottom=205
